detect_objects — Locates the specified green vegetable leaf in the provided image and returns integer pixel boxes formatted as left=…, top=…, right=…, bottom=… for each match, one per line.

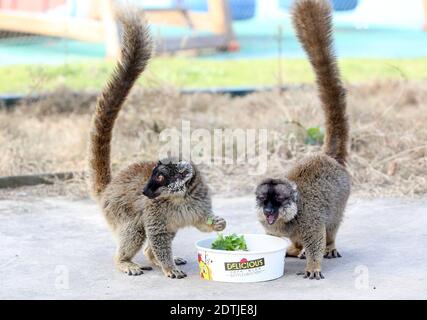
left=211, top=233, right=248, bottom=251
left=206, top=217, right=214, bottom=225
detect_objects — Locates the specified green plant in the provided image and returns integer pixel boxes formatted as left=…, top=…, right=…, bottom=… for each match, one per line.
left=305, top=126, right=325, bottom=145
left=211, top=233, right=248, bottom=251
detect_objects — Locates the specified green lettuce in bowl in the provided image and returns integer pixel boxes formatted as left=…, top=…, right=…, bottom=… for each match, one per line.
left=211, top=233, right=248, bottom=251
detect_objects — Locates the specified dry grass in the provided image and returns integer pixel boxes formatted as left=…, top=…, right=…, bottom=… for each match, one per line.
left=0, top=80, right=426, bottom=199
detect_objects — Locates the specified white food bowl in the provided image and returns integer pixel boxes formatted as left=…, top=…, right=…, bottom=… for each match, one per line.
left=195, top=234, right=290, bottom=283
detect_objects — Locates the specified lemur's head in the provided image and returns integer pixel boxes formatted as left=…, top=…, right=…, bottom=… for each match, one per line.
left=142, top=158, right=194, bottom=199
left=255, top=178, right=298, bottom=225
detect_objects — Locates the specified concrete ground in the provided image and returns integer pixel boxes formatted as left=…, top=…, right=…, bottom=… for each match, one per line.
left=0, top=195, right=426, bottom=300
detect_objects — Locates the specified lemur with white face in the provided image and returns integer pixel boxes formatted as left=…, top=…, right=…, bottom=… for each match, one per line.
left=255, top=0, right=351, bottom=280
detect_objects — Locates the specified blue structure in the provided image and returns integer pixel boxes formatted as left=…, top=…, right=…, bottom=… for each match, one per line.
left=279, top=0, right=359, bottom=11
left=181, top=0, right=256, bottom=20
left=332, top=0, right=358, bottom=11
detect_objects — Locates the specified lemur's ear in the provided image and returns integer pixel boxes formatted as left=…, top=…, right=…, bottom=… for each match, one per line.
left=177, top=160, right=192, bottom=172
left=177, top=161, right=193, bottom=182
left=290, top=181, right=297, bottom=191
left=255, top=182, right=268, bottom=195
left=289, top=181, right=298, bottom=201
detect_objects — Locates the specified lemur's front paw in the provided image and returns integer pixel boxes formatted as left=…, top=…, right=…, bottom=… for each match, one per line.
left=163, top=267, right=187, bottom=279
left=324, top=248, right=342, bottom=259
left=297, top=270, right=324, bottom=280
left=117, top=261, right=153, bottom=276
left=174, top=257, right=187, bottom=265
left=211, top=216, right=226, bottom=231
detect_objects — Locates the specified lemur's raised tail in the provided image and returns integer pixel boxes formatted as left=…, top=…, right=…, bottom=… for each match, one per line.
left=88, top=10, right=152, bottom=198
left=86, top=9, right=225, bottom=279
left=292, top=0, right=349, bottom=165
left=256, top=0, right=351, bottom=280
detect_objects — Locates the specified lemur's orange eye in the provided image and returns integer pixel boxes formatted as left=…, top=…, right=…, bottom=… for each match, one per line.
left=156, top=174, right=165, bottom=183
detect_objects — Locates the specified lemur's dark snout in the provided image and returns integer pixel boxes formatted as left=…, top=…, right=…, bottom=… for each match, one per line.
left=263, top=202, right=279, bottom=225
left=142, top=187, right=159, bottom=199
left=264, top=207, right=274, bottom=215
left=263, top=202, right=276, bottom=215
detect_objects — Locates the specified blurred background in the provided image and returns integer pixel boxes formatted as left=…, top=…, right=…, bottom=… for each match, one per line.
left=1, top=0, right=427, bottom=91
left=1, top=2, right=426, bottom=300
left=0, top=0, right=426, bottom=198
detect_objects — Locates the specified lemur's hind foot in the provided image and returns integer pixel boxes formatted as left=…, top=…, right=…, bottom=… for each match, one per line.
left=324, top=248, right=342, bottom=259
left=163, top=266, right=187, bottom=279
left=297, top=270, right=325, bottom=280
left=297, top=260, right=324, bottom=280
left=116, top=260, right=153, bottom=276
left=324, top=242, right=342, bottom=259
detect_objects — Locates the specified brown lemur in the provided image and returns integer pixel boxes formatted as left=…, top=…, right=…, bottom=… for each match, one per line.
left=255, top=0, right=351, bottom=280
left=88, top=10, right=226, bottom=279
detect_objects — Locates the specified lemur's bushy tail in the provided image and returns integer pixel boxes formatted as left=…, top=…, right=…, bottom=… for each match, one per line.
left=292, top=0, right=349, bottom=165
left=88, top=9, right=152, bottom=199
